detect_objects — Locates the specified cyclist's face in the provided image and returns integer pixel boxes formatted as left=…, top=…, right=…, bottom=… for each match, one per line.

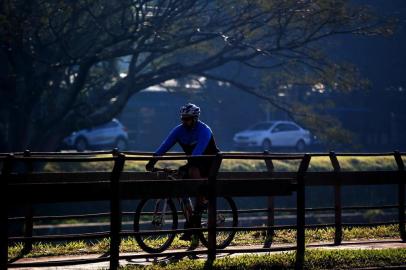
left=181, top=116, right=195, bottom=127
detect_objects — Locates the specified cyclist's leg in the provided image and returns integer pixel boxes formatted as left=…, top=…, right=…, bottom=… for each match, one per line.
left=181, top=197, right=194, bottom=221
left=179, top=197, right=195, bottom=241
left=177, top=164, right=196, bottom=241
left=187, top=165, right=207, bottom=213
left=179, top=159, right=212, bottom=241
left=179, top=163, right=206, bottom=217
left=178, top=163, right=207, bottom=241
left=178, top=164, right=195, bottom=220
left=188, top=159, right=213, bottom=214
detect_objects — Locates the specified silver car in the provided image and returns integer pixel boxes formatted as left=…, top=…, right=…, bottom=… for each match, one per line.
left=233, top=121, right=312, bottom=151
left=63, top=119, right=129, bottom=151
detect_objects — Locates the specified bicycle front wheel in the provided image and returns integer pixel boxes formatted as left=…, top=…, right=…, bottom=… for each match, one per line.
left=198, top=196, right=238, bottom=249
left=133, top=198, right=178, bottom=253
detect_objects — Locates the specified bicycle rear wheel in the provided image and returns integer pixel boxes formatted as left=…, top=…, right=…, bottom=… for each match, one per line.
left=198, top=196, right=238, bottom=249
left=133, top=198, right=178, bottom=253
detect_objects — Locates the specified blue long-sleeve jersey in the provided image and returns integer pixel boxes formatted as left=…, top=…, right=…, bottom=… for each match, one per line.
left=154, top=120, right=219, bottom=156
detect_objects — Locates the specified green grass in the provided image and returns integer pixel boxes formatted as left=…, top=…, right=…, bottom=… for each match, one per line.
left=42, top=155, right=399, bottom=173
left=116, top=248, right=406, bottom=270
left=8, top=225, right=401, bottom=259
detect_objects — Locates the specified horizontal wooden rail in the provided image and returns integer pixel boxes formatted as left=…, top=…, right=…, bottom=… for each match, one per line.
left=8, top=232, right=111, bottom=242
left=5, top=156, right=116, bottom=162
left=7, top=178, right=296, bottom=204
left=2, top=151, right=405, bottom=156
left=9, top=212, right=113, bottom=221
left=5, top=171, right=404, bottom=185
left=4, top=150, right=116, bottom=156
left=305, top=171, right=405, bottom=186
left=8, top=204, right=404, bottom=223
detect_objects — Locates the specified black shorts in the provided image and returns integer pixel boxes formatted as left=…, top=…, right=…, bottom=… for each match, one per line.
left=179, top=157, right=215, bottom=177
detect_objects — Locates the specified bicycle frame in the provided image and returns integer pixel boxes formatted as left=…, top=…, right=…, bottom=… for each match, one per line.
left=151, top=197, right=193, bottom=227
left=151, top=168, right=195, bottom=227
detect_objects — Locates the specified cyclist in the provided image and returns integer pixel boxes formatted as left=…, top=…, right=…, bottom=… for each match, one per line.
left=145, top=103, right=220, bottom=240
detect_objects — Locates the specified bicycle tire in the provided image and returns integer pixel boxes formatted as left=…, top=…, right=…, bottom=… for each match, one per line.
left=198, top=196, right=238, bottom=249
left=133, top=198, right=178, bottom=253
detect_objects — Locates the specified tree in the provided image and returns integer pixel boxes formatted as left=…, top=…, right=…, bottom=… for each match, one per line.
left=0, top=0, right=392, bottom=151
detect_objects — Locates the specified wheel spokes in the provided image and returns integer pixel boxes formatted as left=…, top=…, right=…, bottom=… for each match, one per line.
left=135, top=199, right=177, bottom=252
left=200, top=198, right=237, bottom=247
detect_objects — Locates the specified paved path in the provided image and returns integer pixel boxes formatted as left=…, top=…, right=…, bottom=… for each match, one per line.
left=9, top=239, right=406, bottom=270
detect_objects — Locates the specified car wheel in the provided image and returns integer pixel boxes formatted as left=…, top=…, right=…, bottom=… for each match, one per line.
left=115, top=137, right=128, bottom=150
left=296, top=140, right=306, bottom=152
left=262, top=139, right=272, bottom=151
left=75, top=137, right=88, bottom=152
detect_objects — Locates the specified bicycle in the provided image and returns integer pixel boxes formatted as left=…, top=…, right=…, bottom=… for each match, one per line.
left=133, top=167, right=238, bottom=253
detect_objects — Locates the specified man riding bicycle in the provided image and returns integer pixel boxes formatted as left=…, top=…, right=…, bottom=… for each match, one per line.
left=145, top=103, right=220, bottom=240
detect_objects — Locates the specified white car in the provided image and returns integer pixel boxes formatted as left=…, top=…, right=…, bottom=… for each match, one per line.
left=62, top=119, right=129, bottom=151
left=233, top=121, right=312, bottom=151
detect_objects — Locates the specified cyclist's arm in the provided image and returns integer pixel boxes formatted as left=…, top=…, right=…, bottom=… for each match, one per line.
left=154, top=126, right=180, bottom=156
left=191, top=126, right=212, bottom=156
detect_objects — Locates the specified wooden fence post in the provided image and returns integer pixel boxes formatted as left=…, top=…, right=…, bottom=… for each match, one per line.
left=109, top=153, right=125, bottom=270
left=22, top=150, right=34, bottom=254
left=296, top=154, right=311, bottom=270
left=263, top=151, right=275, bottom=248
left=1, top=154, right=14, bottom=270
left=329, top=151, right=342, bottom=245
left=394, top=151, right=405, bottom=242
left=207, top=153, right=223, bottom=262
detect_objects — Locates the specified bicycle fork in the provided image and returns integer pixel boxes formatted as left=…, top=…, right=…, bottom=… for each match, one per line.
left=152, top=199, right=168, bottom=227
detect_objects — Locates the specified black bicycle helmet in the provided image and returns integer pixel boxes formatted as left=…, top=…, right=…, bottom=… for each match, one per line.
left=180, top=103, right=200, bottom=118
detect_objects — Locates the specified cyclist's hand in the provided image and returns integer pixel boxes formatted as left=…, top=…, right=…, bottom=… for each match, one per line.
left=145, top=159, right=157, bottom=172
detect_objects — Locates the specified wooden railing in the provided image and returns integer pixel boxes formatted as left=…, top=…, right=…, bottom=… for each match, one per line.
left=1, top=150, right=405, bottom=269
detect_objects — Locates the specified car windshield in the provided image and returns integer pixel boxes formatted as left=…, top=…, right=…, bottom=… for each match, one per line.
left=248, top=122, right=275, bottom=131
